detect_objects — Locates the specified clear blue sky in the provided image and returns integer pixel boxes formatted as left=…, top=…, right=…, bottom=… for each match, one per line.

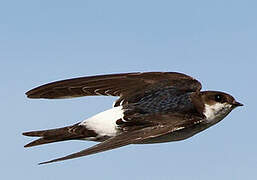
left=1, top=0, right=256, bottom=179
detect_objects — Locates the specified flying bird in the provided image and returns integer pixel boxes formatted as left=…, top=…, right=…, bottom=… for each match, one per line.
left=23, top=72, right=243, bottom=164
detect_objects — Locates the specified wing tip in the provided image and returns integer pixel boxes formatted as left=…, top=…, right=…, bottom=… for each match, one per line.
left=38, top=160, right=55, bottom=165
left=38, top=155, right=73, bottom=165
left=25, top=90, right=40, bottom=99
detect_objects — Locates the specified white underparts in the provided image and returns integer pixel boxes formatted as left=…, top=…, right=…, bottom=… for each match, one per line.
left=79, top=106, right=124, bottom=137
left=203, top=103, right=232, bottom=124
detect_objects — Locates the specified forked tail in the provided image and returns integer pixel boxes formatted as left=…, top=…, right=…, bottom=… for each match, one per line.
left=23, top=123, right=97, bottom=147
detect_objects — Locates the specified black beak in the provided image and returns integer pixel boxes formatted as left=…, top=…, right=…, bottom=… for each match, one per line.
left=232, top=101, right=244, bottom=107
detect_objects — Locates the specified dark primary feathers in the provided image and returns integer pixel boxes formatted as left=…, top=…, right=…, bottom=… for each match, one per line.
left=39, top=113, right=204, bottom=165
left=26, top=72, right=202, bottom=106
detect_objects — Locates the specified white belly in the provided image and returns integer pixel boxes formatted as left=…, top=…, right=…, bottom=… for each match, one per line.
left=79, top=103, right=232, bottom=143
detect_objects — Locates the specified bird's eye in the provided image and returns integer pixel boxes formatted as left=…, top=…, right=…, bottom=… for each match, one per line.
left=214, top=94, right=223, bottom=102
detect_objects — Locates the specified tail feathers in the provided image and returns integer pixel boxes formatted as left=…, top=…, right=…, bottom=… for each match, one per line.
left=23, top=123, right=97, bottom=148
left=24, top=137, right=64, bottom=147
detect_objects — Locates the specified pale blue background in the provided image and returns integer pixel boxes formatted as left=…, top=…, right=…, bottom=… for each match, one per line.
left=0, top=0, right=256, bottom=179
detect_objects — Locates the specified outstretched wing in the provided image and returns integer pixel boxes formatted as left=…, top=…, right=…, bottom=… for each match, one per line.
left=39, top=113, right=204, bottom=165
left=26, top=72, right=201, bottom=106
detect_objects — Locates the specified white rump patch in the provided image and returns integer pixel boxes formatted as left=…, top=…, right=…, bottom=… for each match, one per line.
left=80, top=106, right=124, bottom=137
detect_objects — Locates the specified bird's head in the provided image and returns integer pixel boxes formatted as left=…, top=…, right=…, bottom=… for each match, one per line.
left=199, top=91, right=243, bottom=123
